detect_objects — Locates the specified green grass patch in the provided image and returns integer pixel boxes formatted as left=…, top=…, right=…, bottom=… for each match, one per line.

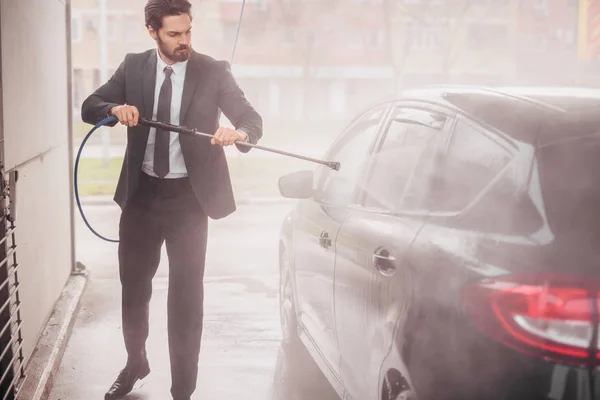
left=77, top=157, right=123, bottom=181
left=75, top=157, right=123, bottom=197
left=73, top=121, right=127, bottom=144
left=77, top=182, right=118, bottom=197
left=75, top=155, right=313, bottom=198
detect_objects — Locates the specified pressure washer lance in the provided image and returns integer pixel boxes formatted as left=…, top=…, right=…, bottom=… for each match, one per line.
left=138, top=117, right=341, bottom=171
left=74, top=115, right=340, bottom=243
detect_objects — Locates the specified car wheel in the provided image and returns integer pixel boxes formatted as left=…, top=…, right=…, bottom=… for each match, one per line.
left=279, top=246, right=300, bottom=350
left=381, top=368, right=417, bottom=400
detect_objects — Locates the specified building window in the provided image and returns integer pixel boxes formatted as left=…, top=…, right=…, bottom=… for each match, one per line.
left=348, top=28, right=385, bottom=50
left=279, top=79, right=303, bottom=121
left=73, top=69, right=84, bottom=109
left=93, top=69, right=100, bottom=89
left=71, top=15, right=82, bottom=43
left=283, top=27, right=296, bottom=45
left=366, top=29, right=385, bottom=49
left=123, top=15, right=143, bottom=43
left=556, top=28, right=574, bottom=45
left=222, top=22, right=239, bottom=46
left=405, top=21, right=443, bottom=49
left=531, top=32, right=548, bottom=52
left=304, top=79, right=331, bottom=119
left=533, top=0, right=549, bottom=15
left=108, top=15, right=118, bottom=42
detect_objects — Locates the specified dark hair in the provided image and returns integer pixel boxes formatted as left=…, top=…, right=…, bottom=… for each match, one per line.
left=145, top=0, right=192, bottom=32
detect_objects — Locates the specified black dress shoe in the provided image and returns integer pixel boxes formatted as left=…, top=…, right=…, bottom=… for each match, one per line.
left=104, top=361, right=150, bottom=400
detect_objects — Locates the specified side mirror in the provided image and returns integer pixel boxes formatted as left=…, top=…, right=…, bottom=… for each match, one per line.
left=278, top=170, right=314, bottom=199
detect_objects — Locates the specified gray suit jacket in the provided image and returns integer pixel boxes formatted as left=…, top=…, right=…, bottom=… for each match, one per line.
left=81, top=49, right=263, bottom=220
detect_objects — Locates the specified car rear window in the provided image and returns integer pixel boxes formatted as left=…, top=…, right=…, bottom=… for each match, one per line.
left=537, top=133, right=600, bottom=242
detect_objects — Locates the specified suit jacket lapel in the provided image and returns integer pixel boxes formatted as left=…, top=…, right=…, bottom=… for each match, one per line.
left=132, top=50, right=157, bottom=154
left=142, top=50, right=157, bottom=119
left=180, top=51, right=202, bottom=126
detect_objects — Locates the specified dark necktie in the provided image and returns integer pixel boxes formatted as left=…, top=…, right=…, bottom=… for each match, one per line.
left=154, top=66, right=173, bottom=178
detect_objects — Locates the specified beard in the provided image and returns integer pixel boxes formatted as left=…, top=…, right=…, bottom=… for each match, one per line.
left=158, top=37, right=190, bottom=62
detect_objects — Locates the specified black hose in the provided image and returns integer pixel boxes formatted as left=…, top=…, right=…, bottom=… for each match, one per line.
left=74, top=115, right=120, bottom=243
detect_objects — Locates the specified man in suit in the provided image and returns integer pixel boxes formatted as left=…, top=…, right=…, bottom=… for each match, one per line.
left=80, top=1, right=262, bottom=399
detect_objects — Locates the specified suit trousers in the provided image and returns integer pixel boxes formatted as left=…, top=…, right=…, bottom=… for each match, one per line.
left=118, top=171, right=208, bottom=399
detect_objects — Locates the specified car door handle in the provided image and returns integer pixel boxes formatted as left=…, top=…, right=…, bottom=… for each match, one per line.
left=319, top=231, right=331, bottom=249
left=372, top=247, right=396, bottom=276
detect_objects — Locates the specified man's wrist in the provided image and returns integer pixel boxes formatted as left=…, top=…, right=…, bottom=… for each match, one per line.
left=236, top=129, right=249, bottom=142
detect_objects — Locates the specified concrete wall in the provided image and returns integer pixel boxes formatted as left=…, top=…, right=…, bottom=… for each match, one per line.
left=1, top=0, right=73, bottom=363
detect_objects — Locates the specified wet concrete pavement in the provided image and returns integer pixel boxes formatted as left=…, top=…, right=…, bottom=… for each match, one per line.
left=48, top=202, right=340, bottom=400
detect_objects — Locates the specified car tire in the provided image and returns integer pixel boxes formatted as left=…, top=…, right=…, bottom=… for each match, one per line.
left=380, top=361, right=418, bottom=400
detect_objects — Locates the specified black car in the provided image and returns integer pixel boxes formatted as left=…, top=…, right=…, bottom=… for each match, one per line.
left=277, top=86, right=600, bottom=400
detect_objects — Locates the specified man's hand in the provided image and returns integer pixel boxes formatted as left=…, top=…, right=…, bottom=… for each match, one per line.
left=211, top=127, right=247, bottom=146
left=110, top=105, right=139, bottom=127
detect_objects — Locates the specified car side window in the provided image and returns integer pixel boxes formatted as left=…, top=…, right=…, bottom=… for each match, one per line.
left=317, top=107, right=386, bottom=206
left=401, top=118, right=512, bottom=213
left=363, top=108, right=443, bottom=212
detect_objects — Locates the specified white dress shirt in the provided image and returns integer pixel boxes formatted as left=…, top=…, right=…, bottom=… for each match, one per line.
left=142, top=49, right=189, bottom=179
left=142, top=49, right=248, bottom=179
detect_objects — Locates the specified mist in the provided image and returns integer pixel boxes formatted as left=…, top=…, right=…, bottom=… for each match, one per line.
left=55, top=1, right=600, bottom=400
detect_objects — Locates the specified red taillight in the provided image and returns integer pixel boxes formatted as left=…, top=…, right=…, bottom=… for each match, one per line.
left=463, top=275, right=599, bottom=366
